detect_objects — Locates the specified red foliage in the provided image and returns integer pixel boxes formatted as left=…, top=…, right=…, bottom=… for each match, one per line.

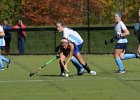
left=23, top=0, right=87, bottom=25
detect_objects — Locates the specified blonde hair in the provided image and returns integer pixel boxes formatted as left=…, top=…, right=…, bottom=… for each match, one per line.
left=56, top=21, right=66, bottom=27
left=61, top=38, right=68, bottom=43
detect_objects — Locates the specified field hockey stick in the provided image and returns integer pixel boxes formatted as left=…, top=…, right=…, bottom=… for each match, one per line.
left=65, top=68, right=70, bottom=73
left=64, top=68, right=74, bottom=77
left=105, top=36, right=118, bottom=45
left=29, top=56, right=59, bottom=77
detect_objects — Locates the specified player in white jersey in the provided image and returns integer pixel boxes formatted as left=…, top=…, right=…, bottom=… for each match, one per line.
left=63, top=28, right=83, bottom=46
left=0, top=25, right=10, bottom=70
left=113, top=12, right=139, bottom=74
left=56, top=22, right=85, bottom=76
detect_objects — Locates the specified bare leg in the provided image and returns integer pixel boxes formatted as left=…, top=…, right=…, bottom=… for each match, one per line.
left=75, top=53, right=93, bottom=73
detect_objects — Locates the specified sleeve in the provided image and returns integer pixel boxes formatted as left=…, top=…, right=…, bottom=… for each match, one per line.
left=7, top=25, right=11, bottom=29
left=121, top=22, right=127, bottom=31
left=13, top=25, right=19, bottom=29
left=21, top=24, right=26, bottom=28
left=63, top=29, right=69, bottom=39
left=4, top=25, right=11, bottom=30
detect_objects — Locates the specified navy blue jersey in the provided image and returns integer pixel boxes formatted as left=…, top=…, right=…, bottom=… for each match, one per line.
left=60, top=42, right=79, bottom=56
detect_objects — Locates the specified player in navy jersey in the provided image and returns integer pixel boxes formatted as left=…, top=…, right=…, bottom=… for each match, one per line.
left=59, top=38, right=96, bottom=76
left=56, top=22, right=84, bottom=76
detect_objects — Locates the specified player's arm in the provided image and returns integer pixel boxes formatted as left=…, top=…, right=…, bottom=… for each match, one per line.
left=0, top=26, right=5, bottom=36
left=117, top=25, right=129, bottom=38
left=0, top=31, right=5, bottom=36
left=121, top=28, right=129, bottom=37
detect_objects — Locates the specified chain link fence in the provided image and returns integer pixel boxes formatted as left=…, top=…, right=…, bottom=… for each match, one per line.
left=6, top=26, right=138, bottom=55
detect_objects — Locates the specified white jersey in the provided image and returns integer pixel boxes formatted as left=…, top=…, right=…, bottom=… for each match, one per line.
left=114, top=21, right=128, bottom=43
left=63, top=28, right=83, bottom=45
left=0, top=25, right=5, bottom=46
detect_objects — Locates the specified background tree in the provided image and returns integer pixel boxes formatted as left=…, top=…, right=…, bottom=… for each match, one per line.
left=0, top=0, right=23, bottom=25
left=22, top=0, right=87, bottom=25
left=0, top=0, right=139, bottom=26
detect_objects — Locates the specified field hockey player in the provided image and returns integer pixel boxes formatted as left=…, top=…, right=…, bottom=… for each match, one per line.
left=59, top=38, right=96, bottom=76
left=113, top=12, right=140, bottom=74
left=56, top=21, right=85, bottom=76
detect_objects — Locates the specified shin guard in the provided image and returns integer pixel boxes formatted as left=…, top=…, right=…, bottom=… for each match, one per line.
left=83, top=63, right=91, bottom=73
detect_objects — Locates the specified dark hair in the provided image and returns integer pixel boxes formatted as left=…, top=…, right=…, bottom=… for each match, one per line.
left=115, top=12, right=122, bottom=17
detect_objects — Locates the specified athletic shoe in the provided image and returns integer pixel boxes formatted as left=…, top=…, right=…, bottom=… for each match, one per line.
left=78, top=68, right=84, bottom=75
left=89, top=70, right=96, bottom=75
left=60, top=73, right=65, bottom=77
left=137, top=51, right=140, bottom=58
left=7, top=59, right=11, bottom=68
left=0, top=68, right=5, bottom=71
left=115, top=70, right=126, bottom=74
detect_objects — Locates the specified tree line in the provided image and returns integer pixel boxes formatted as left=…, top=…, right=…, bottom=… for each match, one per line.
left=0, top=0, right=139, bottom=26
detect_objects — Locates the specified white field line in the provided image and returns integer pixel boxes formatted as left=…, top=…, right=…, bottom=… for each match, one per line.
left=0, top=77, right=140, bottom=83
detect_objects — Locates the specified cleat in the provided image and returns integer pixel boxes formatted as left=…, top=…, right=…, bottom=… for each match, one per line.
left=78, top=68, right=84, bottom=75
left=115, top=70, right=126, bottom=74
left=0, top=68, right=5, bottom=71
left=89, top=70, right=96, bottom=75
left=60, top=73, right=65, bottom=77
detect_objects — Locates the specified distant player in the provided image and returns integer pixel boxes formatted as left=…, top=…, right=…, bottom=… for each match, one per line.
left=0, top=25, right=10, bottom=70
left=134, top=9, right=140, bottom=55
left=113, top=12, right=140, bottom=74
left=59, top=38, right=96, bottom=75
left=56, top=21, right=84, bottom=76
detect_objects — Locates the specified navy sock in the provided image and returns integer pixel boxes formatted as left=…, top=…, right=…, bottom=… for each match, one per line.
left=82, top=63, right=91, bottom=73
left=59, top=61, right=65, bottom=73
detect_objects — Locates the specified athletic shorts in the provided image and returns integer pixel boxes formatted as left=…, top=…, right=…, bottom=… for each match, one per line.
left=0, top=46, right=5, bottom=50
left=77, top=42, right=83, bottom=51
left=73, top=45, right=79, bottom=55
left=115, top=43, right=127, bottom=50
left=62, top=44, right=79, bottom=56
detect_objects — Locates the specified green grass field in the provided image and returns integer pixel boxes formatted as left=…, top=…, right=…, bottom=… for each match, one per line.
left=0, top=55, right=140, bottom=100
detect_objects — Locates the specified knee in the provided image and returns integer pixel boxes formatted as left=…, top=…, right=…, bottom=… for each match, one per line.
left=114, top=54, right=124, bottom=60
left=71, top=56, right=76, bottom=61
left=59, top=60, right=65, bottom=65
left=71, top=56, right=79, bottom=64
left=119, top=54, right=124, bottom=60
left=114, top=54, right=118, bottom=59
